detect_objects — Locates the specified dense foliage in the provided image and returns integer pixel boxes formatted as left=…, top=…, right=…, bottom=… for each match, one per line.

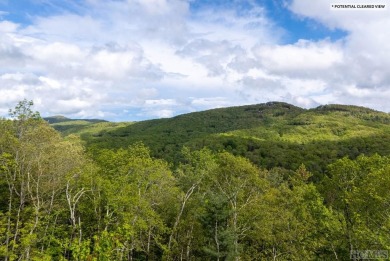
left=1, top=100, right=389, bottom=260
left=71, top=102, right=390, bottom=178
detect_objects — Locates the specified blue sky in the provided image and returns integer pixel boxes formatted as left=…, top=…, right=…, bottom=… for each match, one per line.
left=0, top=0, right=389, bottom=121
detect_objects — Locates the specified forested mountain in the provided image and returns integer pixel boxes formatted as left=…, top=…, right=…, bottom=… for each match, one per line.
left=58, top=102, right=390, bottom=179
left=1, top=100, right=389, bottom=260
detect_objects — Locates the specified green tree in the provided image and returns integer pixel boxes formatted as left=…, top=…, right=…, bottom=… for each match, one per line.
left=0, top=101, right=94, bottom=260
left=91, top=143, right=179, bottom=260
left=245, top=166, right=340, bottom=260
left=166, top=147, right=218, bottom=260
left=323, top=154, right=390, bottom=259
left=184, top=152, right=267, bottom=261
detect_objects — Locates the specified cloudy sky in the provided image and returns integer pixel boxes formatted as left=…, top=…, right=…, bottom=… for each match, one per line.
left=0, top=0, right=389, bottom=121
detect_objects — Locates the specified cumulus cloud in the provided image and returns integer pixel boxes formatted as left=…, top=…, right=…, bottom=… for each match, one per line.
left=0, top=0, right=389, bottom=121
left=230, top=0, right=390, bottom=111
left=1, top=0, right=282, bottom=120
left=0, top=20, right=18, bottom=32
left=254, top=39, right=344, bottom=76
left=278, top=0, right=390, bottom=108
left=177, top=39, right=246, bottom=77
left=289, top=0, right=389, bottom=30
left=190, top=97, right=231, bottom=109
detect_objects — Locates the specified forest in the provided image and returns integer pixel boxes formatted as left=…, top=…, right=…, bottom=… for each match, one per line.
left=1, top=100, right=389, bottom=260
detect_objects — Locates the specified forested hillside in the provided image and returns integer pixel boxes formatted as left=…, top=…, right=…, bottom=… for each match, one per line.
left=76, top=102, right=390, bottom=179
left=1, top=100, right=389, bottom=260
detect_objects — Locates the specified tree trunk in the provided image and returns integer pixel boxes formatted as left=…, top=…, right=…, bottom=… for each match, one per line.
left=168, top=184, right=197, bottom=254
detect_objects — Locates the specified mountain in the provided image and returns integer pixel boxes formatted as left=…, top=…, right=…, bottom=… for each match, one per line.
left=44, top=115, right=108, bottom=124
left=49, top=102, right=390, bottom=178
left=43, top=116, right=122, bottom=136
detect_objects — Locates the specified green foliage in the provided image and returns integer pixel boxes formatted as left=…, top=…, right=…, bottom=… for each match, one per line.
left=1, top=100, right=389, bottom=260
left=322, top=154, right=390, bottom=259
left=0, top=102, right=93, bottom=260
left=72, top=102, right=390, bottom=179
left=91, top=142, right=180, bottom=260
left=81, top=102, right=304, bottom=161
left=49, top=120, right=129, bottom=137
left=9, top=99, right=41, bottom=122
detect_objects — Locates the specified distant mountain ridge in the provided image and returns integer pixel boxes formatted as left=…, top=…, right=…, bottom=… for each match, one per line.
left=43, top=115, right=108, bottom=124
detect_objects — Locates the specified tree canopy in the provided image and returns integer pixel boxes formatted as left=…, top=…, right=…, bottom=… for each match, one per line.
left=1, top=100, right=389, bottom=260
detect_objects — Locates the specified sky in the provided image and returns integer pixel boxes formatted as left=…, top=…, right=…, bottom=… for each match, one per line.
left=0, top=0, right=389, bottom=121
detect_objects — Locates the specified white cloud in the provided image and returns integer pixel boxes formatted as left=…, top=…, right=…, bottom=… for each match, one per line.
left=190, top=97, right=231, bottom=108
left=0, top=20, right=18, bottom=32
left=190, top=5, right=281, bottom=48
left=1, top=0, right=389, bottom=121
left=136, top=88, right=158, bottom=99
left=23, top=14, right=104, bottom=43
left=3, top=0, right=275, bottom=119
left=135, top=0, right=172, bottom=15
left=144, top=99, right=177, bottom=107
left=38, top=76, right=61, bottom=90
left=143, top=109, right=174, bottom=118
left=254, top=39, right=343, bottom=76
left=138, top=98, right=178, bottom=119
left=282, top=0, right=390, bottom=109
left=0, top=87, right=26, bottom=104
left=56, top=98, right=93, bottom=114
left=289, top=0, right=389, bottom=30
left=177, top=39, right=246, bottom=77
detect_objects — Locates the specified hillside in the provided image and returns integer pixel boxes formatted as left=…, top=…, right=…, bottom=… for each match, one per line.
left=52, top=102, right=387, bottom=177
left=44, top=115, right=107, bottom=124
left=84, top=102, right=303, bottom=147
left=43, top=116, right=130, bottom=136
left=2, top=100, right=390, bottom=260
